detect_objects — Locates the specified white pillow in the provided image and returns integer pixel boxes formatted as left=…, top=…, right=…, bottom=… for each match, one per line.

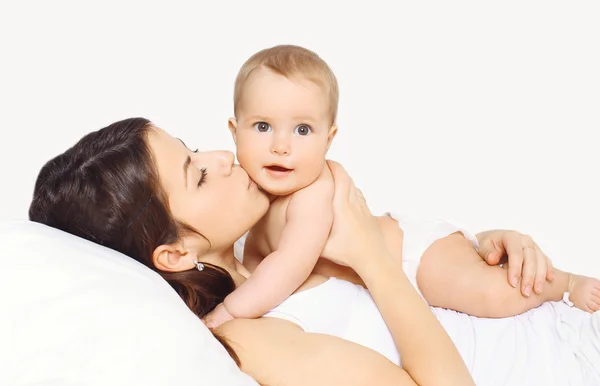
left=0, top=221, right=257, bottom=386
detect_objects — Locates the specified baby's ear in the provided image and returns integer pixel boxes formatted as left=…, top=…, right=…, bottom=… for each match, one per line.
left=326, top=124, right=338, bottom=150
left=228, top=117, right=238, bottom=144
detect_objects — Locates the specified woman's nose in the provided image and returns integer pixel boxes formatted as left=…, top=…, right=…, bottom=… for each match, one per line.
left=192, top=150, right=235, bottom=175
left=214, top=150, right=235, bottom=175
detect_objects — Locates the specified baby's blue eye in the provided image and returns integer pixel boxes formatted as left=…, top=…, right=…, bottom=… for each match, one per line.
left=254, top=122, right=271, bottom=132
left=294, top=125, right=312, bottom=136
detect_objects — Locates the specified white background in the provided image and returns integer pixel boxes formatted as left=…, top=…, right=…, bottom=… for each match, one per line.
left=1, top=1, right=599, bottom=277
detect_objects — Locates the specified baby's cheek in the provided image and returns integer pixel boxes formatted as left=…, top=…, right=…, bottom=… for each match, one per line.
left=237, top=152, right=263, bottom=180
left=304, top=156, right=327, bottom=179
left=236, top=146, right=257, bottom=167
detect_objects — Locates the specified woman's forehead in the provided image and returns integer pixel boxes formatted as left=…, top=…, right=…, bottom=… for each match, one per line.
left=147, top=128, right=187, bottom=189
left=148, top=127, right=185, bottom=156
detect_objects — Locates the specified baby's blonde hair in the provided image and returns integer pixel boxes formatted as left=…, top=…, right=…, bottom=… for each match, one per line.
left=233, top=45, right=339, bottom=124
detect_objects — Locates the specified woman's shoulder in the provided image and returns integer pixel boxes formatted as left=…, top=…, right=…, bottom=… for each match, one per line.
left=218, top=315, right=303, bottom=338
left=216, top=316, right=306, bottom=380
left=216, top=309, right=407, bottom=386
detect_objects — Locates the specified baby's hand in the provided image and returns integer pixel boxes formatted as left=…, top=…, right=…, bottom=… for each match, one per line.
left=203, top=303, right=234, bottom=329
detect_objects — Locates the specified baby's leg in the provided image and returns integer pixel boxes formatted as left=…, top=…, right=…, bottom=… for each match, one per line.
left=417, top=232, right=572, bottom=318
left=565, top=274, right=600, bottom=313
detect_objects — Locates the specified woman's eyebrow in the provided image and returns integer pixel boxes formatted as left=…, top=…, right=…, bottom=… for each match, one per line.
left=176, top=138, right=193, bottom=188
left=183, top=155, right=191, bottom=189
left=177, top=138, right=192, bottom=189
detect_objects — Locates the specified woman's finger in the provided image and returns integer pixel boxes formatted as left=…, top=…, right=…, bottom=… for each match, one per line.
left=533, top=244, right=547, bottom=294
left=504, top=232, right=524, bottom=288
left=327, top=160, right=352, bottom=203
left=353, top=187, right=365, bottom=203
left=520, top=244, right=537, bottom=297
left=546, top=255, right=555, bottom=281
left=353, top=187, right=373, bottom=216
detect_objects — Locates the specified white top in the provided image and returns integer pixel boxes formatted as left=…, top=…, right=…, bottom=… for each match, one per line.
left=264, top=215, right=600, bottom=386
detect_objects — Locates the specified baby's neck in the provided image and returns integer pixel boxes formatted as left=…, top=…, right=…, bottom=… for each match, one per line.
left=265, top=192, right=277, bottom=203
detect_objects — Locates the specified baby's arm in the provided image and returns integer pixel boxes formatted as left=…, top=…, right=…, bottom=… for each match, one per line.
left=242, top=231, right=263, bottom=273
left=417, top=232, right=570, bottom=317
left=223, top=171, right=334, bottom=319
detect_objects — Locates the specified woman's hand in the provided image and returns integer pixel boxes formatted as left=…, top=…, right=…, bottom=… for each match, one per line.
left=320, top=161, right=474, bottom=386
left=321, top=160, right=390, bottom=269
left=477, top=230, right=554, bottom=297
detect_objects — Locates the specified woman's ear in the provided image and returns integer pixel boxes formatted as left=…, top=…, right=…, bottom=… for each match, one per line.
left=228, top=117, right=238, bottom=144
left=152, top=242, right=195, bottom=273
left=326, top=124, right=338, bottom=150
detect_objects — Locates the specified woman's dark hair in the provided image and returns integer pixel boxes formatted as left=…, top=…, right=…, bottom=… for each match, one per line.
left=29, top=117, right=239, bottom=364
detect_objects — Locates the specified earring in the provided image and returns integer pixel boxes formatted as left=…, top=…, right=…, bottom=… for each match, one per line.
left=193, top=259, right=205, bottom=271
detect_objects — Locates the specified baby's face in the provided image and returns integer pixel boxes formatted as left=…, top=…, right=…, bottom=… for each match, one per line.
left=231, top=68, right=335, bottom=196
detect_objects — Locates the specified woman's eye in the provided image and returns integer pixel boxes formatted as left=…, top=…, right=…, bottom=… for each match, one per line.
left=197, top=167, right=207, bottom=187
left=294, top=124, right=312, bottom=136
left=254, top=122, right=271, bottom=132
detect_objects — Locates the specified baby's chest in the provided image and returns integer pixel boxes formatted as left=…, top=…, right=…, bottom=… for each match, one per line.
left=253, top=196, right=292, bottom=255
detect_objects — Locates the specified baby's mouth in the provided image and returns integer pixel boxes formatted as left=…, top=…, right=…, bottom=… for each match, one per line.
left=265, top=165, right=292, bottom=173
left=264, top=164, right=294, bottom=179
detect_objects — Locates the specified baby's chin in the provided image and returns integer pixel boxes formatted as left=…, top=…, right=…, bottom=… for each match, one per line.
left=254, top=175, right=308, bottom=197
left=256, top=181, right=301, bottom=197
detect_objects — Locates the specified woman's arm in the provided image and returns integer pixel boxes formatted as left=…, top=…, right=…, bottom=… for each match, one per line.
left=354, top=241, right=472, bottom=385
left=319, top=161, right=474, bottom=386
left=417, top=232, right=570, bottom=317
left=219, top=317, right=418, bottom=386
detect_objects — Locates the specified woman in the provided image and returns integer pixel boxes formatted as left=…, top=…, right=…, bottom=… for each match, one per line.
left=29, top=118, right=598, bottom=385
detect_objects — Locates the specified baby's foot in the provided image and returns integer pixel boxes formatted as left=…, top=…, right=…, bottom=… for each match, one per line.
left=567, top=274, right=600, bottom=313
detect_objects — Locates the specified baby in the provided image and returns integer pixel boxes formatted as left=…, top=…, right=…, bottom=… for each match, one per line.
left=205, top=45, right=338, bottom=327
left=205, top=45, right=600, bottom=327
